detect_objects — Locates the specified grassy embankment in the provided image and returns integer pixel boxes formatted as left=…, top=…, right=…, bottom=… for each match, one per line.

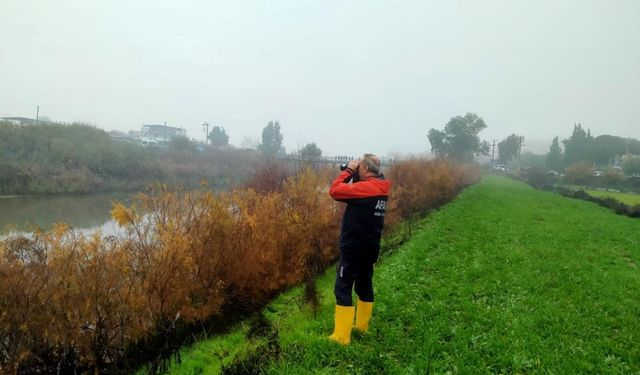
left=585, top=189, right=640, bottom=206
left=559, top=184, right=640, bottom=207
left=161, top=175, right=640, bottom=374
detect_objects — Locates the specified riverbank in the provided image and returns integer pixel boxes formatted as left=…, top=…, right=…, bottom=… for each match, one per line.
left=0, top=159, right=479, bottom=373
left=584, top=189, right=640, bottom=206
left=162, top=176, right=640, bottom=373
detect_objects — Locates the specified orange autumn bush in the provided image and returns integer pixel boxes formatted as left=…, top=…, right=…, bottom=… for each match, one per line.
left=0, top=225, right=147, bottom=372
left=386, top=158, right=480, bottom=227
left=0, top=159, right=478, bottom=373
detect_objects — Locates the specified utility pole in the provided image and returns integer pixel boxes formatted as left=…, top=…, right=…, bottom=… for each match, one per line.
left=518, top=136, right=525, bottom=157
left=202, top=122, right=209, bottom=145
left=36, top=105, right=39, bottom=125
left=491, top=139, right=497, bottom=164
left=164, top=121, right=167, bottom=143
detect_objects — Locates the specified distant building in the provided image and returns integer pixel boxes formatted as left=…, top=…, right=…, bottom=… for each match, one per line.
left=141, top=124, right=187, bottom=144
left=127, top=130, right=142, bottom=140
left=611, top=154, right=640, bottom=170
left=1, top=116, right=37, bottom=125
left=109, top=130, right=126, bottom=137
left=108, top=130, right=127, bottom=143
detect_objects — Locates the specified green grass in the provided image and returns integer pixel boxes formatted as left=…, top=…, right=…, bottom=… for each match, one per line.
left=585, top=189, right=640, bottom=206
left=161, top=176, right=640, bottom=374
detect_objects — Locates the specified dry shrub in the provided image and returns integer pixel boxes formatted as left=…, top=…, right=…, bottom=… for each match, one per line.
left=0, top=159, right=478, bottom=373
left=0, top=225, right=146, bottom=373
left=386, top=158, right=480, bottom=225
left=244, top=158, right=293, bottom=194
left=225, top=168, right=341, bottom=302
left=564, top=161, right=595, bottom=185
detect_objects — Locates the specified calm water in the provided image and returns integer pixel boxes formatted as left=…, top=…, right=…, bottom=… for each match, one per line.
left=0, top=192, right=135, bottom=236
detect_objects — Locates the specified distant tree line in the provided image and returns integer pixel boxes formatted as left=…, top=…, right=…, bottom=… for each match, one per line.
left=0, top=120, right=329, bottom=195
left=493, top=123, right=640, bottom=191
left=544, top=123, right=640, bottom=174
left=488, top=123, right=640, bottom=178
left=426, top=113, right=640, bottom=189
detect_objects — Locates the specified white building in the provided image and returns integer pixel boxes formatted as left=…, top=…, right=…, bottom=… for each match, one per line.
left=141, top=124, right=187, bottom=144
left=1, top=117, right=37, bottom=125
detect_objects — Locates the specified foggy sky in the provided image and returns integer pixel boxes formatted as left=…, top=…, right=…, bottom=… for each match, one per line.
left=1, top=0, right=639, bottom=157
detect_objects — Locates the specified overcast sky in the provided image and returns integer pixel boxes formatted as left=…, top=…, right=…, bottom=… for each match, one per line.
left=1, top=0, right=639, bottom=157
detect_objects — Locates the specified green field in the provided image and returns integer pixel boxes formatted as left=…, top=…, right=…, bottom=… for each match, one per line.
left=586, top=189, right=640, bottom=206
left=161, top=176, right=640, bottom=374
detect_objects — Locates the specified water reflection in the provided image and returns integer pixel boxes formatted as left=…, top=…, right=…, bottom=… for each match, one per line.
left=0, top=192, right=135, bottom=236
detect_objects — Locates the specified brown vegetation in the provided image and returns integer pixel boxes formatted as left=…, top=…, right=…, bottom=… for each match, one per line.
left=0, top=158, right=479, bottom=373
left=386, top=158, right=480, bottom=226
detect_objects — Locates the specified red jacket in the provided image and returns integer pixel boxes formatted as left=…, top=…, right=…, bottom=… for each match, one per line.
left=329, top=169, right=391, bottom=262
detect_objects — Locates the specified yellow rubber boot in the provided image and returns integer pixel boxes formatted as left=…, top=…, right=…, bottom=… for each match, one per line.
left=354, top=299, right=374, bottom=333
left=328, top=305, right=355, bottom=345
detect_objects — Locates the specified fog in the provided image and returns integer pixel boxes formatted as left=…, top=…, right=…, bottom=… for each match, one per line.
left=1, top=0, right=639, bottom=157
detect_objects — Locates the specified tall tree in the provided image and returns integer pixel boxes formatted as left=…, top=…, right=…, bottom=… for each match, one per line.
left=623, top=156, right=640, bottom=176
left=562, top=123, right=592, bottom=167
left=498, top=134, right=522, bottom=163
left=299, top=142, right=322, bottom=160
left=586, top=135, right=623, bottom=166
left=258, top=121, right=284, bottom=156
left=585, top=135, right=640, bottom=167
left=546, top=136, right=563, bottom=171
left=209, top=126, right=229, bottom=147
left=427, top=113, right=490, bottom=162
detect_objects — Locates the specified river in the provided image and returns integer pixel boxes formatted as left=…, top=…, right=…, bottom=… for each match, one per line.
left=0, top=192, right=135, bottom=237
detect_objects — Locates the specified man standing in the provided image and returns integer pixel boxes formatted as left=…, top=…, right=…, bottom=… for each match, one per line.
left=328, top=153, right=391, bottom=345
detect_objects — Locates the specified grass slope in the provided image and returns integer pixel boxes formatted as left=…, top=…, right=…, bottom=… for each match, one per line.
left=586, top=189, right=640, bottom=206
left=164, top=176, right=640, bottom=374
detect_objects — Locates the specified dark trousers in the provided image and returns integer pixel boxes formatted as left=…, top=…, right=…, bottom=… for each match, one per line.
left=334, top=251, right=375, bottom=306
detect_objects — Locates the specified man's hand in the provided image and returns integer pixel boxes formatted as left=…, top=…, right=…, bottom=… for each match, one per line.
left=347, top=160, right=359, bottom=172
